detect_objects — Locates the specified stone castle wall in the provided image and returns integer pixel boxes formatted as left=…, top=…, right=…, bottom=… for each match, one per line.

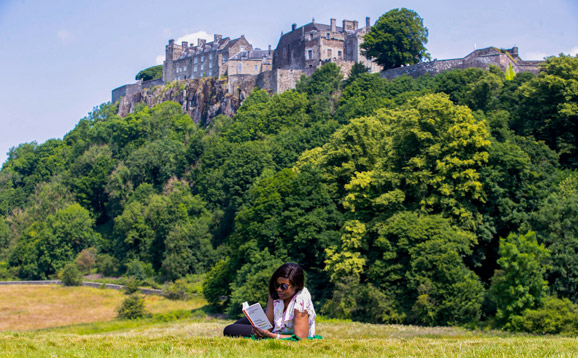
left=380, top=47, right=543, bottom=80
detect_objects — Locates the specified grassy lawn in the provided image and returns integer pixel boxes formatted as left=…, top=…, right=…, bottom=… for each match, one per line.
left=0, top=285, right=204, bottom=331
left=0, top=285, right=577, bottom=357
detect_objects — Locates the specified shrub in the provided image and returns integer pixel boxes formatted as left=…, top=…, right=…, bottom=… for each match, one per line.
left=116, top=294, right=148, bottom=320
left=96, top=254, right=120, bottom=277
left=123, top=277, right=140, bottom=295
left=125, top=259, right=154, bottom=281
left=59, top=263, right=83, bottom=286
left=163, top=279, right=193, bottom=300
left=508, top=296, right=578, bottom=335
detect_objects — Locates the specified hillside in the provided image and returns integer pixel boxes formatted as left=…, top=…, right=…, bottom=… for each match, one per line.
left=1, top=56, right=578, bottom=334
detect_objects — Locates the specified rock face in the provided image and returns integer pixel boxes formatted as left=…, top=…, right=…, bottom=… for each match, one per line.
left=117, top=77, right=256, bottom=125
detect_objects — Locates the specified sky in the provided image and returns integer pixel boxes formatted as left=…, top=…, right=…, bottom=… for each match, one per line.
left=0, top=0, right=577, bottom=167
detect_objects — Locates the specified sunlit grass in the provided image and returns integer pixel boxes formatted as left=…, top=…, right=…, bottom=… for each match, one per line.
left=1, top=285, right=577, bottom=357
left=0, top=285, right=204, bottom=331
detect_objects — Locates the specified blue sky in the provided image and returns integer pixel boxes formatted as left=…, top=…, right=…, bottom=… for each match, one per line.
left=0, top=0, right=577, bottom=167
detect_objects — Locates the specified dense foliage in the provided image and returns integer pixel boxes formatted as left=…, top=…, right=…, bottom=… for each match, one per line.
left=361, top=8, right=430, bottom=69
left=135, top=65, right=163, bottom=81
left=1, top=55, right=578, bottom=332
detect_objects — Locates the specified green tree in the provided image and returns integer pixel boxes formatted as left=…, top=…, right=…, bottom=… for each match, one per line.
left=361, top=8, right=430, bottom=69
left=135, top=65, right=163, bottom=81
left=532, top=173, right=578, bottom=303
left=75, top=247, right=97, bottom=274
left=489, top=232, right=550, bottom=328
left=513, top=55, right=578, bottom=167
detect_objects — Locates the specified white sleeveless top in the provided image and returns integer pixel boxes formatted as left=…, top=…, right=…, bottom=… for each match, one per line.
left=272, top=287, right=316, bottom=338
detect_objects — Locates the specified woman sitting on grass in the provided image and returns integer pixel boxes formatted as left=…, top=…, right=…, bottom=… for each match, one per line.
left=223, top=262, right=316, bottom=340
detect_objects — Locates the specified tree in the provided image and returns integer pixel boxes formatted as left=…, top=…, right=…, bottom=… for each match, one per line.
left=75, top=247, right=97, bottom=274
left=135, top=65, right=163, bottom=81
left=361, top=8, right=430, bottom=70
left=489, top=232, right=550, bottom=329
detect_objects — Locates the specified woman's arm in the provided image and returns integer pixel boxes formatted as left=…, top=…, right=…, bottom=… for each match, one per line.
left=292, top=309, right=309, bottom=340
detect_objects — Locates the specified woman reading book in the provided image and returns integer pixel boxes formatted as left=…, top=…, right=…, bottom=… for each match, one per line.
left=223, top=262, right=316, bottom=340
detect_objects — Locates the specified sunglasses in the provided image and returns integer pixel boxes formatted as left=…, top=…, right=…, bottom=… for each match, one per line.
left=274, top=282, right=292, bottom=291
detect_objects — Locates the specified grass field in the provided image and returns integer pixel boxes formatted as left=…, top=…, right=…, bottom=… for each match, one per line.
left=0, top=285, right=577, bottom=357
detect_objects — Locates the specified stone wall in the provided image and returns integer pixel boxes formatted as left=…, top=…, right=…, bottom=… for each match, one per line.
left=380, top=47, right=543, bottom=80
left=112, top=78, right=163, bottom=104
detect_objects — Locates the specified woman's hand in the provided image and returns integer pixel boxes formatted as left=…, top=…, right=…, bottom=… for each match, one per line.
left=252, top=327, right=276, bottom=339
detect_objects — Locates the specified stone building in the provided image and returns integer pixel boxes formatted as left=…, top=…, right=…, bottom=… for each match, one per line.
left=163, top=34, right=253, bottom=82
left=380, top=46, right=544, bottom=80
left=272, top=17, right=381, bottom=75
left=226, top=47, right=273, bottom=76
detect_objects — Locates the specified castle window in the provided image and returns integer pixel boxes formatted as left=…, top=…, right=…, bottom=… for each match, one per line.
left=209, top=53, right=213, bottom=60
left=338, top=50, right=342, bottom=58
left=309, top=33, right=313, bottom=41
left=238, top=63, right=242, bottom=72
left=327, top=49, right=332, bottom=58
left=201, top=56, right=205, bottom=62
left=184, top=66, right=187, bottom=71
left=194, top=57, right=198, bottom=64
left=308, top=50, right=312, bottom=60
left=326, top=33, right=330, bottom=39
left=254, top=64, right=258, bottom=71
left=194, top=65, right=197, bottom=72
left=209, top=62, right=212, bottom=68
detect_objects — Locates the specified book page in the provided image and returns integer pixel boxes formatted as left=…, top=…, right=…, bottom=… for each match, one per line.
left=243, top=302, right=273, bottom=330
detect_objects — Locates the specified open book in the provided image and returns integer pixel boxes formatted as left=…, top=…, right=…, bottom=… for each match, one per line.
left=242, top=302, right=273, bottom=330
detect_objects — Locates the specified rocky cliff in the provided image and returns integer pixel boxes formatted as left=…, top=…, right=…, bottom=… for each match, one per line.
left=117, top=76, right=257, bottom=126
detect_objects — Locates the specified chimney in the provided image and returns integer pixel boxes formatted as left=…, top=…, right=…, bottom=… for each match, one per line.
left=268, top=45, right=271, bottom=55
left=214, top=34, right=222, bottom=42
left=330, top=18, right=336, bottom=32
left=511, top=46, right=519, bottom=57
left=366, top=17, right=371, bottom=29
left=182, top=41, right=188, bottom=51
left=292, top=23, right=297, bottom=31
left=198, top=38, right=206, bottom=46
left=353, top=20, right=358, bottom=31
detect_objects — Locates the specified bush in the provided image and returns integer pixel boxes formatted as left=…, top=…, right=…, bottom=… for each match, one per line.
left=123, top=277, right=140, bottom=295
left=508, top=296, right=578, bottom=335
left=125, top=259, right=154, bottom=281
left=163, top=279, right=194, bottom=300
left=116, top=294, right=148, bottom=320
left=96, top=254, right=119, bottom=277
left=59, top=263, right=83, bottom=286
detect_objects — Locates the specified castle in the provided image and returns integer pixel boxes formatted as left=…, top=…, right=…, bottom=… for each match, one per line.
left=111, top=16, right=544, bottom=121
left=112, top=16, right=381, bottom=103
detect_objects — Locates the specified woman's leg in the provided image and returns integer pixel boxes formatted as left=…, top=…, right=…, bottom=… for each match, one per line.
left=223, top=317, right=253, bottom=337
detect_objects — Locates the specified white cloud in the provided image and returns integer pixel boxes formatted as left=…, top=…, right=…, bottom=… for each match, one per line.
left=155, top=55, right=165, bottom=65
left=56, top=29, right=73, bottom=44
left=176, top=31, right=212, bottom=46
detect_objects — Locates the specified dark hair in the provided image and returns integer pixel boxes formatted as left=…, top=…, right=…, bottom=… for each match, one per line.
left=268, top=263, right=305, bottom=299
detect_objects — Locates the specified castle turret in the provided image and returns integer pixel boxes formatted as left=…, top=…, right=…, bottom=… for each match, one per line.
left=366, top=17, right=371, bottom=29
